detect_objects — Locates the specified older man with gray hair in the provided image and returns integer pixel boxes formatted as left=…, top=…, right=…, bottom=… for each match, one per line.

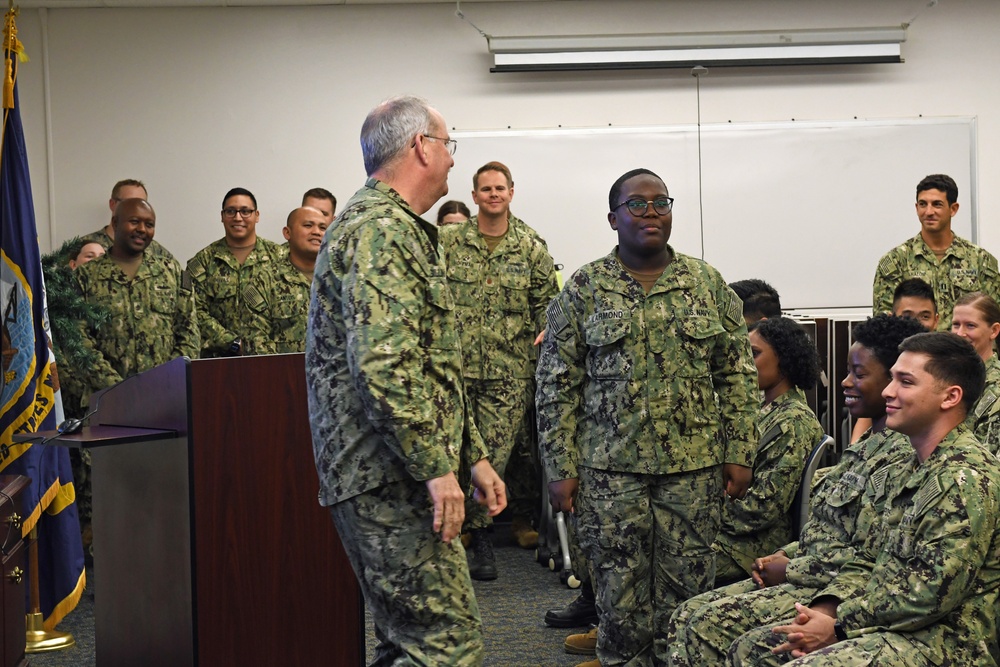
left=305, top=95, right=507, bottom=666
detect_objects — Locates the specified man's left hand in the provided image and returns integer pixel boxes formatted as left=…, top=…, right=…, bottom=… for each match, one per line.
left=771, top=603, right=838, bottom=657
left=723, top=463, right=753, bottom=499
left=470, top=459, right=507, bottom=517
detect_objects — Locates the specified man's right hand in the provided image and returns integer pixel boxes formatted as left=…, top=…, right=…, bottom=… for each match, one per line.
left=548, top=478, right=579, bottom=514
left=751, top=552, right=790, bottom=588
left=426, top=472, right=466, bottom=542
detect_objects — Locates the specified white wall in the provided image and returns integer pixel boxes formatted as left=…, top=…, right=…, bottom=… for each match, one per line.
left=12, top=0, right=1000, bottom=308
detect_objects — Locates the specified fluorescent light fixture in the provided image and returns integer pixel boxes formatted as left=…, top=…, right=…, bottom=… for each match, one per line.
left=488, top=27, right=906, bottom=72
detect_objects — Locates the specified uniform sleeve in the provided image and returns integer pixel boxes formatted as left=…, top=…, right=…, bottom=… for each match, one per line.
left=978, top=249, right=1000, bottom=314
left=535, top=280, right=588, bottom=482
left=341, top=225, right=456, bottom=482
left=73, top=268, right=125, bottom=394
left=712, top=281, right=759, bottom=468
left=529, top=241, right=560, bottom=335
left=186, top=252, right=235, bottom=355
left=172, top=265, right=201, bottom=360
left=872, top=249, right=900, bottom=316
left=837, top=466, right=999, bottom=635
left=721, top=408, right=819, bottom=535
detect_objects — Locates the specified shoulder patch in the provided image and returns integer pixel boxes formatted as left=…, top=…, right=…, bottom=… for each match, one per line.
left=720, top=288, right=743, bottom=327
left=759, top=423, right=783, bottom=447
left=912, top=474, right=944, bottom=518
left=869, top=464, right=890, bottom=498
left=546, top=298, right=570, bottom=336
left=181, top=269, right=193, bottom=291
left=877, top=254, right=897, bottom=276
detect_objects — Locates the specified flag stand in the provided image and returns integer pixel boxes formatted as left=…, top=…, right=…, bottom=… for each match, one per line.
left=23, top=525, right=75, bottom=653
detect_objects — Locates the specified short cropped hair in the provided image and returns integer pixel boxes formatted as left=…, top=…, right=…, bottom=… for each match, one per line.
left=437, top=200, right=471, bottom=224
left=898, top=332, right=985, bottom=413
left=916, top=174, right=958, bottom=205
left=302, top=187, right=336, bottom=210
left=473, top=161, right=513, bottom=190
left=112, top=179, right=147, bottom=199
left=749, top=317, right=820, bottom=390
left=893, top=278, right=937, bottom=312
left=730, top=279, right=782, bottom=322
left=852, top=314, right=927, bottom=376
left=361, top=96, right=434, bottom=176
left=222, top=187, right=257, bottom=209
left=609, top=168, right=662, bottom=212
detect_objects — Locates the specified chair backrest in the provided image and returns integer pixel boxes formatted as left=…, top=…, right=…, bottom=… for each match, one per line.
left=791, top=434, right=834, bottom=538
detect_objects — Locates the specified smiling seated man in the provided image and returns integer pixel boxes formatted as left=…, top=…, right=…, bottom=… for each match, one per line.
left=728, top=331, right=1000, bottom=666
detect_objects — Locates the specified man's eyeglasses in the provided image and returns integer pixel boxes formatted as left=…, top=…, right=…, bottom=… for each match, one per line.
left=421, top=134, right=458, bottom=156
left=223, top=208, right=257, bottom=219
left=613, top=197, right=674, bottom=216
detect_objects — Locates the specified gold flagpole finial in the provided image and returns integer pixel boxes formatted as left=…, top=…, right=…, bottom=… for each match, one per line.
left=3, top=2, right=28, bottom=109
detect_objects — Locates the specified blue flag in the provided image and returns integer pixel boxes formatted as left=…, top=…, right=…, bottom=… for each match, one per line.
left=1, top=39, right=86, bottom=628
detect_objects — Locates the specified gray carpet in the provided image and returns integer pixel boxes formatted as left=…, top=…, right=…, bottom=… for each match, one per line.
left=26, top=529, right=592, bottom=666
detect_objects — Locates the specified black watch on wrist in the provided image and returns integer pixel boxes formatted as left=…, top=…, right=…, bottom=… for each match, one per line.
left=227, top=337, right=243, bottom=357
left=834, top=620, right=847, bottom=642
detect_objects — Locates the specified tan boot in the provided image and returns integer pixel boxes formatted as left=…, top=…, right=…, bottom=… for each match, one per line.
left=575, top=660, right=600, bottom=667
left=510, top=515, right=539, bottom=549
left=564, top=625, right=598, bottom=655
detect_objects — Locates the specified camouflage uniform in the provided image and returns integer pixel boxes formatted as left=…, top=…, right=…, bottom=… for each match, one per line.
left=872, top=233, right=1000, bottom=331
left=728, top=427, right=1000, bottom=667
left=714, top=387, right=824, bottom=582
left=271, top=251, right=312, bottom=354
left=73, top=252, right=199, bottom=388
left=440, top=214, right=558, bottom=528
left=667, top=428, right=912, bottom=667
left=966, top=354, right=1000, bottom=455
left=536, top=246, right=758, bottom=666
left=305, top=178, right=489, bottom=666
left=186, top=237, right=282, bottom=357
left=79, top=227, right=176, bottom=261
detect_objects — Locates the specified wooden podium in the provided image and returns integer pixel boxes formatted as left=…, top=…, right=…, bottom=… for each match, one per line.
left=65, top=354, right=363, bottom=666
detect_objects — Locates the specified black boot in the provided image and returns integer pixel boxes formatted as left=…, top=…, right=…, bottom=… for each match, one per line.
left=544, top=581, right=597, bottom=628
left=468, top=528, right=498, bottom=581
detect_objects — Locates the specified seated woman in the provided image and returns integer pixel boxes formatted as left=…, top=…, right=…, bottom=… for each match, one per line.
left=712, top=317, right=824, bottom=585
left=951, top=291, right=1000, bottom=453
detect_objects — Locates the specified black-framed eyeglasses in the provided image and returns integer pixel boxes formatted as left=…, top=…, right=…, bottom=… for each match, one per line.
left=421, top=134, right=458, bottom=156
left=612, top=197, right=674, bottom=216
left=222, top=207, right=257, bottom=219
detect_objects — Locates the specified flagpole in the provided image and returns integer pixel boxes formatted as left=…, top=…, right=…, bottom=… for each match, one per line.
left=4, top=2, right=78, bottom=654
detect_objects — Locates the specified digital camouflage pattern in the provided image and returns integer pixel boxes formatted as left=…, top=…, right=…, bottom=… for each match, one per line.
left=330, top=478, right=484, bottom=667
left=536, top=247, right=758, bottom=483
left=873, top=233, right=1000, bottom=331
left=79, top=226, right=176, bottom=261
left=579, top=465, right=723, bottom=666
left=714, top=387, right=824, bottom=580
left=305, top=178, right=488, bottom=507
left=462, top=377, right=532, bottom=529
left=186, top=237, right=282, bottom=356
left=271, top=252, right=312, bottom=354
left=73, top=252, right=199, bottom=390
left=440, top=214, right=557, bottom=527
left=536, top=246, right=756, bottom=666
left=966, top=354, right=1000, bottom=455
left=729, top=427, right=1000, bottom=667
left=306, top=178, right=489, bottom=665
left=665, top=428, right=912, bottom=666
left=439, top=213, right=558, bottom=380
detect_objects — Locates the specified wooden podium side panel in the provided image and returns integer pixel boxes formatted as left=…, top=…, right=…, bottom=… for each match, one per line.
left=188, top=355, right=362, bottom=666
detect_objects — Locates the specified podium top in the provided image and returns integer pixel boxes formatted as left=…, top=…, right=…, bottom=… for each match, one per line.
left=13, top=425, right=177, bottom=449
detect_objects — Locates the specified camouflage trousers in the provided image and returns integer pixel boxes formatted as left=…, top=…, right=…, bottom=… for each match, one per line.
left=503, top=402, right=541, bottom=520
left=330, top=479, right=484, bottom=667
left=577, top=465, right=723, bottom=667
left=666, top=579, right=821, bottom=666
left=729, top=628, right=938, bottom=666
left=463, top=377, right=533, bottom=530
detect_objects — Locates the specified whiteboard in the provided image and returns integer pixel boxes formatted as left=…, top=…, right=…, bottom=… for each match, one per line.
left=447, top=118, right=976, bottom=309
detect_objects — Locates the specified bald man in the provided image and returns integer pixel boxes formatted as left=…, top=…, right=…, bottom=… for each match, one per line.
left=272, top=206, right=328, bottom=353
